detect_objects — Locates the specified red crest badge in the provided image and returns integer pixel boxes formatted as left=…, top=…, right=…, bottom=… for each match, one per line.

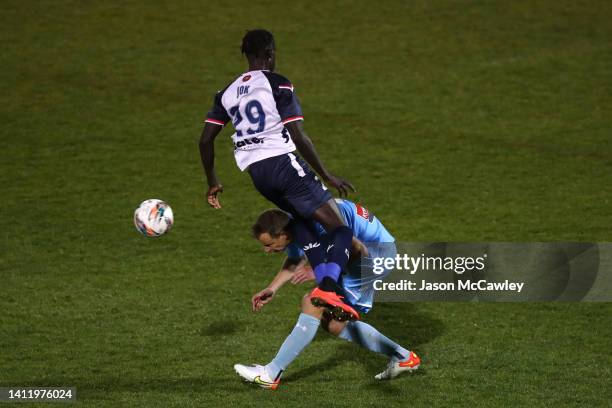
left=356, top=203, right=370, bottom=221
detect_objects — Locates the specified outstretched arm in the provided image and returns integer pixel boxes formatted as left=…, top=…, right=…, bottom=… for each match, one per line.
left=284, top=120, right=356, bottom=197
left=199, top=123, right=224, bottom=208
left=252, top=256, right=308, bottom=312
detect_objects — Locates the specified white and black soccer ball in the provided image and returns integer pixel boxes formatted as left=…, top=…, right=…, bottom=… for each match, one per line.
left=133, top=199, right=174, bottom=237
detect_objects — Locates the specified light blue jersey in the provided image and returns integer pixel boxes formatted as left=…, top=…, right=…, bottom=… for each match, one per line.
left=285, top=199, right=396, bottom=313
left=286, top=199, right=394, bottom=259
left=335, top=199, right=395, bottom=244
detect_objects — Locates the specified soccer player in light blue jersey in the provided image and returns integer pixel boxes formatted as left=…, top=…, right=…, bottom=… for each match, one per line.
left=234, top=199, right=421, bottom=389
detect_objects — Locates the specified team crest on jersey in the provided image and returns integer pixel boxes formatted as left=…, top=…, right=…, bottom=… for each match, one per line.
left=355, top=203, right=374, bottom=223
left=242, top=75, right=251, bottom=82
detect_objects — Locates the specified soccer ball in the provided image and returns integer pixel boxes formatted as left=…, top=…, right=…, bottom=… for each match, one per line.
left=133, top=199, right=174, bottom=237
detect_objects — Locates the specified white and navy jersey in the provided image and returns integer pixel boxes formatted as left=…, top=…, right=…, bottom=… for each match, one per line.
left=205, top=70, right=304, bottom=171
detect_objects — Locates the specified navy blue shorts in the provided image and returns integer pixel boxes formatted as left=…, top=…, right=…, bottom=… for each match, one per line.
left=248, top=153, right=332, bottom=219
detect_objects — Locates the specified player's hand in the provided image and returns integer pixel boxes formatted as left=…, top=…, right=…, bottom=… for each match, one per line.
left=349, top=238, right=369, bottom=264
left=291, top=265, right=315, bottom=285
left=251, top=288, right=275, bottom=312
left=206, top=184, right=223, bottom=209
left=325, top=174, right=356, bottom=197
left=356, top=240, right=369, bottom=258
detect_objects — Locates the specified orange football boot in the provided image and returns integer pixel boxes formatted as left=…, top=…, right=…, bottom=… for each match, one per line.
left=310, top=287, right=360, bottom=321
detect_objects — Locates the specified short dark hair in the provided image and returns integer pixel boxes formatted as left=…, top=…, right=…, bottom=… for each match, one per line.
left=241, top=29, right=275, bottom=59
left=252, top=209, right=291, bottom=238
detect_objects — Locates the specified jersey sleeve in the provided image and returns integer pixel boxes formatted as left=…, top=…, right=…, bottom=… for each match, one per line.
left=205, top=90, right=230, bottom=126
left=340, top=199, right=395, bottom=243
left=285, top=243, right=305, bottom=260
left=263, top=72, right=304, bottom=124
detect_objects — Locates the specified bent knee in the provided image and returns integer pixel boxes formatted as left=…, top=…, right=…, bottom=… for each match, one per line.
left=300, top=293, right=310, bottom=309
left=301, top=293, right=324, bottom=319
left=327, top=319, right=348, bottom=336
left=318, top=311, right=348, bottom=336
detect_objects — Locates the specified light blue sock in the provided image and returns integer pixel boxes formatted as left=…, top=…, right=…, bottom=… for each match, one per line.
left=265, top=313, right=320, bottom=379
left=339, top=321, right=409, bottom=362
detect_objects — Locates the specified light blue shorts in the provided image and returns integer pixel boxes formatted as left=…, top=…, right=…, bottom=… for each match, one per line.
left=340, top=242, right=397, bottom=314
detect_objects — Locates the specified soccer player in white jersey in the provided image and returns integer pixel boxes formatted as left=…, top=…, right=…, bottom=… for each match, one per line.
left=199, top=29, right=360, bottom=318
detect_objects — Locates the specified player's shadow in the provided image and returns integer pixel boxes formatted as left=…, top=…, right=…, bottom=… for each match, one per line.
left=6, top=305, right=443, bottom=396
left=286, top=302, right=443, bottom=383
left=199, top=320, right=240, bottom=337
left=367, top=302, right=445, bottom=348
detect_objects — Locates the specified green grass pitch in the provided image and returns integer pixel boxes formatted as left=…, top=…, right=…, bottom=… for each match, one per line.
left=2, top=0, right=612, bottom=406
